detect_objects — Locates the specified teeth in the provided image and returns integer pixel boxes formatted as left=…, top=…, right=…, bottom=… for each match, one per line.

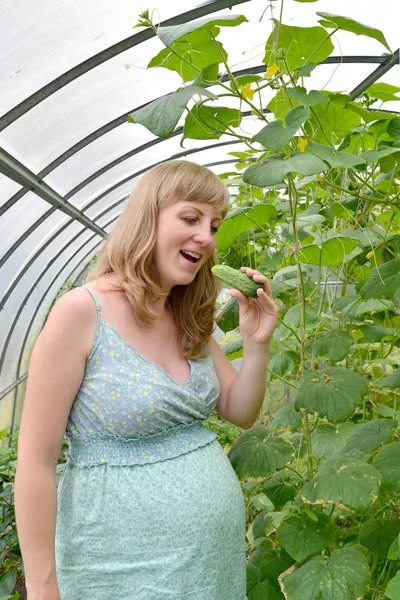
left=182, top=250, right=201, bottom=259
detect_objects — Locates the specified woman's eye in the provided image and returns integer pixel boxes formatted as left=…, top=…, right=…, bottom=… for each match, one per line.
left=211, top=225, right=219, bottom=234
left=183, top=217, right=197, bottom=224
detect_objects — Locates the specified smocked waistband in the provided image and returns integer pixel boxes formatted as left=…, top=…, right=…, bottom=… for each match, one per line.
left=66, top=420, right=217, bottom=467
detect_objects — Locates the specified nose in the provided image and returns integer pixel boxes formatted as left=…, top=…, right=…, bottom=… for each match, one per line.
left=193, top=222, right=215, bottom=248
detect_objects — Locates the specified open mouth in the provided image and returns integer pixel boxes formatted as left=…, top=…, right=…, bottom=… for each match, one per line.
left=180, top=251, right=200, bottom=264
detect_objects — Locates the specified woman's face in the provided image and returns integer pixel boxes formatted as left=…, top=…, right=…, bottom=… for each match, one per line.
left=154, top=200, right=223, bottom=292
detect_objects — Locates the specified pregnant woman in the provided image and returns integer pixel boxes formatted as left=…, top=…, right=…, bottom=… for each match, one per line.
left=15, top=160, right=278, bottom=600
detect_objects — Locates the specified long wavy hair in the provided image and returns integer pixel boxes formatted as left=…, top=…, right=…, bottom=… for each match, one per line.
left=86, top=160, right=231, bottom=358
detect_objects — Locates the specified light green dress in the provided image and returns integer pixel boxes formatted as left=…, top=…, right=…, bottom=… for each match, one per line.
left=55, top=286, right=247, bottom=599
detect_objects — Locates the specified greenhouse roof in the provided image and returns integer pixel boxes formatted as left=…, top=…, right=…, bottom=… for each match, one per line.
left=1, top=0, right=399, bottom=430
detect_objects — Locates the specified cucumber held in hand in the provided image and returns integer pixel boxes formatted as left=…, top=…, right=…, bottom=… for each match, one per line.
left=212, top=265, right=263, bottom=298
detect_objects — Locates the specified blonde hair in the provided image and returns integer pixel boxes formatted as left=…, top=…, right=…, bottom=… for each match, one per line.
left=87, top=160, right=230, bottom=358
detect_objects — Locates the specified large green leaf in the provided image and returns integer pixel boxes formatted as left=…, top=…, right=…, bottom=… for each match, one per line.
left=128, top=85, right=217, bottom=138
left=243, top=153, right=329, bottom=187
left=295, top=367, right=368, bottom=423
left=388, top=118, right=400, bottom=139
left=373, top=442, right=400, bottom=492
left=359, top=147, right=400, bottom=164
left=268, top=351, right=300, bottom=379
left=261, top=470, right=302, bottom=509
left=270, top=403, right=303, bottom=433
left=307, top=142, right=366, bottom=168
left=365, top=82, right=400, bottom=103
left=301, top=454, right=382, bottom=512
left=148, top=35, right=225, bottom=82
left=312, top=423, right=356, bottom=459
left=308, top=94, right=361, bottom=144
left=157, top=15, right=247, bottom=46
left=283, top=305, right=321, bottom=332
left=252, top=107, right=311, bottom=151
left=279, top=549, right=369, bottom=600
left=359, top=259, right=400, bottom=299
left=360, top=518, right=400, bottom=558
left=184, top=105, right=242, bottom=139
left=299, top=238, right=360, bottom=267
left=376, top=370, right=400, bottom=389
left=312, top=330, right=353, bottom=361
left=385, top=571, right=400, bottom=600
left=264, top=22, right=334, bottom=73
left=248, top=548, right=294, bottom=600
left=342, top=419, right=397, bottom=455
left=216, top=204, right=277, bottom=251
left=359, top=323, right=394, bottom=343
left=227, top=426, right=295, bottom=479
left=317, top=12, right=390, bottom=51
left=286, top=87, right=328, bottom=107
left=277, top=512, right=335, bottom=562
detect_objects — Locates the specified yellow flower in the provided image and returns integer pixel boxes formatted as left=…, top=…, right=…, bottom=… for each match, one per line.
left=264, top=63, right=280, bottom=79
left=316, top=173, right=323, bottom=181
left=366, top=251, right=374, bottom=259
left=240, top=83, right=255, bottom=100
left=298, top=137, right=308, bottom=152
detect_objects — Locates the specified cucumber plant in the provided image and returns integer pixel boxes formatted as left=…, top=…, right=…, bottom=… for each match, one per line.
left=129, top=5, right=400, bottom=599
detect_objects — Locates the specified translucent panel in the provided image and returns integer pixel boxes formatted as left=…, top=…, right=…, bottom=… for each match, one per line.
left=0, top=193, right=49, bottom=259
left=0, top=175, right=22, bottom=208
left=0, top=0, right=202, bottom=116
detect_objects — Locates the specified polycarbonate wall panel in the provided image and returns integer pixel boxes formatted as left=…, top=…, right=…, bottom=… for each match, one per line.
left=0, top=0, right=203, bottom=117
left=0, top=194, right=50, bottom=259
left=0, top=177, right=22, bottom=208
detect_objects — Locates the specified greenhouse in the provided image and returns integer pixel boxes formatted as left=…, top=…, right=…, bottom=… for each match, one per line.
left=1, top=0, right=400, bottom=598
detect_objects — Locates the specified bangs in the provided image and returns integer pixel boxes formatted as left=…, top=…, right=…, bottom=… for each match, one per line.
left=157, top=161, right=231, bottom=217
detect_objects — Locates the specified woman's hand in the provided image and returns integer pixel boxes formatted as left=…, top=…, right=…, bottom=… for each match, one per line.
left=228, top=267, right=278, bottom=347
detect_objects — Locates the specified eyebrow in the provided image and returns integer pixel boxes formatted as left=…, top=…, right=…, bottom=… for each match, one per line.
left=182, top=205, right=223, bottom=222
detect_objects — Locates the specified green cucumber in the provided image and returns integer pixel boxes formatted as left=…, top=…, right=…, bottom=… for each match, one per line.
left=212, top=265, right=263, bottom=298
left=216, top=296, right=240, bottom=333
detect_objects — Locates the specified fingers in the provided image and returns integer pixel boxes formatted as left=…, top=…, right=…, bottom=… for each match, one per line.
left=240, top=266, right=273, bottom=298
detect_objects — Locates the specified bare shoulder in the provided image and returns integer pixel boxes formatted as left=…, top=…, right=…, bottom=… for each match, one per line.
left=43, top=286, right=98, bottom=360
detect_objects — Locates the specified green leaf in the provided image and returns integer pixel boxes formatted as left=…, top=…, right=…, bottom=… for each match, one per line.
left=268, top=351, right=300, bottom=379
left=284, top=305, right=321, bottom=331
left=148, top=37, right=225, bottom=82
left=247, top=566, right=284, bottom=600
left=184, top=105, right=242, bottom=140
left=295, top=367, right=368, bottom=423
left=359, top=259, right=400, bottom=299
left=317, top=12, right=390, bottom=51
left=385, top=571, right=400, bottom=600
left=264, top=22, right=334, bottom=73
left=270, top=403, right=303, bottom=433
left=312, top=330, right=354, bottom=362
left=388, top=118, right=400, bottom=139
left=365, top=82, right=400, bottom=103
left=299, top=238, right=360, bottom=268
left=360, top=518, right=400, bottom=558
left=301, top=454, right=382, bottom=512
left=253, top=511, right=272, bottom=540
left=376, top=370, right=400, bottom=389
left=307, top=142, right=366, bottom=168
left=359, top=323, right=394, bottom=342
left=260, top=251, right=284, bottom=271
left=359, top=147, right=400, bottom=164
left=312, top=423, right=356, bottom=459
left=388, top=535, right=400, bottom=561
left=128, top=85, right=217, bottom=138
left=280, top=549, right=369, bottom=600
left=243, top=152, right=328, bottom=187
left=308, top=94, right=361, bottom=144
left=342, top=419, right=397, bottom=455
left=373, top=441, right=400, bottom=492
left=252, top=107, right=311, bottom=151
left=157, top=15, right=248, bottom=46
left=277, top=512, right=335, bottom=562
left=216, top=204, right=277, bottom=251
left=287, top=87, right=329, bottom=106
left=220, top=333, right=243, bottom=358
left=0, top=570, right=16, bottom=597
left=261, top=470, right=302, bottom=509
left=227, top=426, right=295, bottom=479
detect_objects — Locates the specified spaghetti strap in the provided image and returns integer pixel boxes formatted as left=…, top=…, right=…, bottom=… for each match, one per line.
left=82, top=285, right=101, bottom=312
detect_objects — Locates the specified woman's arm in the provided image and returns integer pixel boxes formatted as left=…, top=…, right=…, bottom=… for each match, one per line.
left=210, top=267, right=278, bottom=429
left=14, top=288, right=95, bottom=599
